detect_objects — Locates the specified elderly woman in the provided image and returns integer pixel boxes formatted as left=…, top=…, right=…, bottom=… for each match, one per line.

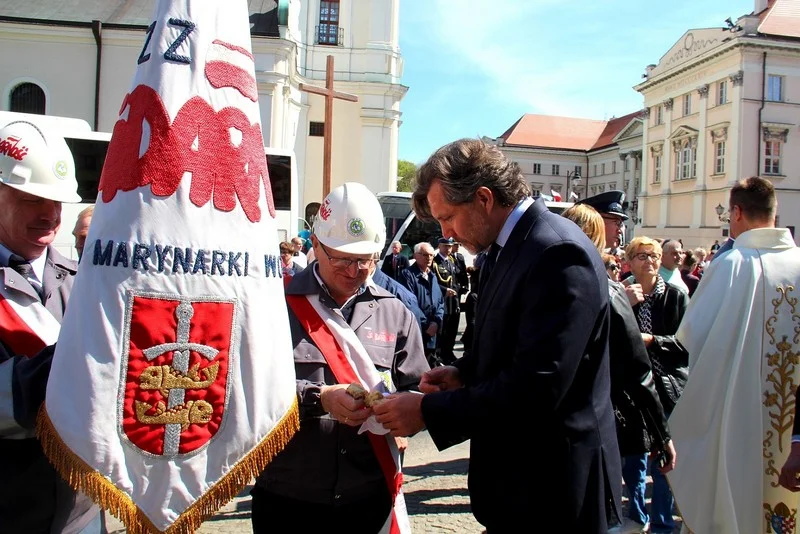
left=603, top=253, right=621, bottom=282
left=279, top=241, right=304, bottom=278
left=622, top=236, right=689, bottom=534
left=562, top=205, right=674, bottom=534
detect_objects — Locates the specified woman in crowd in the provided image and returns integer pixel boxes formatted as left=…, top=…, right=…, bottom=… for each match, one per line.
left=563, top=205, right=675, bottom=534
left=603, top=253, right=621, bottom=282
left=680, top=250, right=700, bottom=297
left=622, top=236, right=689, bottom=534
left=279, top=241, right=304, bottom=278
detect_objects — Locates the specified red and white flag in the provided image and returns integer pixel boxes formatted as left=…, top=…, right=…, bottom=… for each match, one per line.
left=551, top=190, right=562, bottom=202
left=37, top=1, right=298, bottom=532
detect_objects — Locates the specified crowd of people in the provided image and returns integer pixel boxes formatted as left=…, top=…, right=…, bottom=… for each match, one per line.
left=2, top=124, right=799, bottom=534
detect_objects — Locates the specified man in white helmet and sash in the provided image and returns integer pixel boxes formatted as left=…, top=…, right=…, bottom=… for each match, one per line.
left=0, top=121, right=102, bottom=532
left=251, top=182, right=429, bottom=533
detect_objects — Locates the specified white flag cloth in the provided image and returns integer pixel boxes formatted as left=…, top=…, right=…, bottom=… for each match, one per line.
left=37, top=1, right=298, bottom=532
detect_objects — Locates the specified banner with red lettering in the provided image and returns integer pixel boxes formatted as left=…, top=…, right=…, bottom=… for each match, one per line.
left=37, top=1, right=299, bottom=532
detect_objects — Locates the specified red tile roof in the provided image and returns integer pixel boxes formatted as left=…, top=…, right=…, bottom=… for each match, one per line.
left=759, top=0, right=800, bottom=38
left=500, top=111, right=642, bottom=153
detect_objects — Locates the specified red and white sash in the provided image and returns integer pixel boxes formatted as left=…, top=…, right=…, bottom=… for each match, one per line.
left=286, top=293, right=411, bottom=534
left=0, top=283, right=60, bottom=357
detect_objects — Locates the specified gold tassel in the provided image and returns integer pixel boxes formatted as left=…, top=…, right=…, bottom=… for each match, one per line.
left=37, top=398, right=299, bottom=534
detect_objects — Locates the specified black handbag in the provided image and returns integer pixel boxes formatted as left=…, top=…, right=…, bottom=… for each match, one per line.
left=613, top=392, right=652, bottom=456
left=651, top=359, right=688, bottom=414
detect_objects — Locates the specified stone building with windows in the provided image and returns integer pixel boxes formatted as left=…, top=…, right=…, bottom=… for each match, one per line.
left=634, top=0, right=800, bottom=247
left=0, top=0, right=406, bottom=226
left=489, top=111, right=644, bottom=243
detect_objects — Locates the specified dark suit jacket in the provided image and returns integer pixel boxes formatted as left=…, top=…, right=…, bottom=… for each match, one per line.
left=421, top=198, right=621, bottom=531
left=400, top=264, right=444, bottom=351
left=380, top=253, right=410, bottom=281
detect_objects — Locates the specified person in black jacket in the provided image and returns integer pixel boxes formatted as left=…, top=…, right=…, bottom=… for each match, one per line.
left=380, top=240, right=410, bottom=281
left=622, top=236, right=689, bottom=534
left=563, top=203, right=675, bottom=533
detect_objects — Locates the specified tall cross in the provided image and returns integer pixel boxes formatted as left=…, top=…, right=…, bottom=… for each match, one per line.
left=299, top=55, right=359, bottom=199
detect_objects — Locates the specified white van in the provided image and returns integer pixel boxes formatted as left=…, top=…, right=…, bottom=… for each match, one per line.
left=377, top=191, right=574, bottom=267
left=0, top=111, right=299, bottom=257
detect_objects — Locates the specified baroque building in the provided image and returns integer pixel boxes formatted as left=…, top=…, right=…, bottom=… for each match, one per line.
left=489, top=111, right=644, bottom=243
left=634, top=0, right=800, bottom=247
left=0, top=0, right=406, bottom=228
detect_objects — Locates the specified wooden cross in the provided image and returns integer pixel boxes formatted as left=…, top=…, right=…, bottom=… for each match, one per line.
left=299, top=55, right=359, bottom=199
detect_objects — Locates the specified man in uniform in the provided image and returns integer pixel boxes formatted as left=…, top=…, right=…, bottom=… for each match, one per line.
left=433, top=237, right=464, bottom=365
left=577, top=190, right=627, bottom=254
left=251, top=182, right=429, bottom=533
left=669, top=177, right=800, bottom=533
left=0, top=121, right=102, bottom=532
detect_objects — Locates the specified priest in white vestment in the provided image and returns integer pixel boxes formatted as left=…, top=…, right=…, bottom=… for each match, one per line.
left=668, top=176, right=800, bottom=534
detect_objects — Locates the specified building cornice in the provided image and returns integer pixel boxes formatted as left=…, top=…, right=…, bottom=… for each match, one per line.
left=635, top=37, right=800, bottom=93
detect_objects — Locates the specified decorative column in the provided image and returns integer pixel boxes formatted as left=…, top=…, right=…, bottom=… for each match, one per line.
left=729, top=70, right=744, bottom=183
left=692, top=84, right=710, bottom=229
left=659, top=99, right=674, bottom=228
left=639, top=107, right=650, bottom=232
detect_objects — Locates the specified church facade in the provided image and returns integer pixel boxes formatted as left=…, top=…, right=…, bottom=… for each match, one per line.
left=0, top=0, right=406, bottom=228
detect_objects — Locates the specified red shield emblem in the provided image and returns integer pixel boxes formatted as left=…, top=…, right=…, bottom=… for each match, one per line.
left=121, top=292, right=235, bottom=456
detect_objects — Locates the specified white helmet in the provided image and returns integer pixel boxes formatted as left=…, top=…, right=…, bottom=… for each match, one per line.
left=0, top=121, right=81, bottom=203
left=314, top=182, right=386, bottom=255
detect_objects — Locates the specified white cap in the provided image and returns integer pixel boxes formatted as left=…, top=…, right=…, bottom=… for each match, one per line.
left=0, top=121, right=81, bottom=203
left=313, top=182, right=386, bottom=255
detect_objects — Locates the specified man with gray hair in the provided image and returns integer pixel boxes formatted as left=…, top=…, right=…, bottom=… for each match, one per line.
left=400, top=242, right=444, bottom=367
left=658, top=239, right=689, bottom=293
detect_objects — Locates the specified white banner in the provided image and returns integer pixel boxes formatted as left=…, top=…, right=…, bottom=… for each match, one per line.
left=38, top=1, right=298, bottom=532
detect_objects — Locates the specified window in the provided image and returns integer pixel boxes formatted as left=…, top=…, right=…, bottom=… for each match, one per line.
left=9, top=82, right=45, bottom=114
left=714, top=141, right=726, bottom=174
left=552, top=164, right=560, bottom=175
left=683, top=94, right=691, bottom=116
left=593, top=164, right=597, bottom=176
left=674, top=143, right=697, bottom=180
left=655, top=105, right=663, bottom=125
left=318, top=0, right=341, bottom=45
left=717, top=80, right=728, bottom=105
left=767, top=75, right=784, bottom=102
left=533, top=163, right=541, bottom=175
left=309, top=121, right=324, bottom=136
left=574, top=165, right=581, bottom=176
left=764, top=140, right=781, bottom=174
left=612, top=160, right=617, bottom=174
left=531, top=183, right=543, bottom=197
left=625, top=158, right=630, bottom=171
left=601, top=163, right=605, bottom=175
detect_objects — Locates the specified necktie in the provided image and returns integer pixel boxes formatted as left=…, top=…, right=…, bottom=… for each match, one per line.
left=8, top=255, right=34, bottom=279
left=8, top=255, right=42, bottom=299
left=392, top=255, right=397, bottom=270
left=479, top=242, right=501, bottom=293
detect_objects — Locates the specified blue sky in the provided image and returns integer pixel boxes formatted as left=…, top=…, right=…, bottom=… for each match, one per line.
left=398, top=0, right=755, bottom=164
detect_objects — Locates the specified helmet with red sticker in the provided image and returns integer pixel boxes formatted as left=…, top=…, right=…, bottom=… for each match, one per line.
left=0, top=121, right=81, bottom=203
left=313, top=182, right=386, bottom=255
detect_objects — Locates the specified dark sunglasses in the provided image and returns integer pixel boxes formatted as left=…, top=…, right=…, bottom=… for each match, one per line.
left=607, top=264, right=620, bottom=271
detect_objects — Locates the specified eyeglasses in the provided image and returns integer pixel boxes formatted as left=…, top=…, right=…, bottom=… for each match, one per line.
left=602, top=216, right=624, bottom=228
left=319, top=242, right=377, bottom=270
left=633, top=252, right=661, bottom=262
left=607, top=264, right=620, bottom=271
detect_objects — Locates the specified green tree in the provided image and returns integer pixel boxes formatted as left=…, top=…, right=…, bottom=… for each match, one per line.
left=397, top=159, right=417, bottom=192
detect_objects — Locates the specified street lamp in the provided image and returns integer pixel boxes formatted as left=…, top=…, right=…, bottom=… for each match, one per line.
left=566, top=170, right=582, bottom=202
left=715, top=203, right=729, bottom=222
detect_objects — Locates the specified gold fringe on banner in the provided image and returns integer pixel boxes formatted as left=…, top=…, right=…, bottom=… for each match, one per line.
left=37, top=398, right=299, bottom=534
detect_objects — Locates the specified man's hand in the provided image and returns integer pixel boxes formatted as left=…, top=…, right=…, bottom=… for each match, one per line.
left=419, top=365, right=462, bottom=393
left=624, top=283, right=645, bottom=307
left=320, top=384, right=370, bottom=427
left=425, top=323, right=439, bottom=337
left=446, top=288, right=457, bottom=297
left=780, top=443, right=800, bottom=491
left=373, top=392, right=425, bottom=437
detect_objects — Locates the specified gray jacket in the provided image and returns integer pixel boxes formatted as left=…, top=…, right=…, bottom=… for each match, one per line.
left=255, top=266, right=429, bottom=505
left=0, top=246, right=101, bottom=534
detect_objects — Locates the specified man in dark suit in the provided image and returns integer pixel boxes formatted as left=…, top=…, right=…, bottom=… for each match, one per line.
left=432, top=237, right=463, bottom=365
left=375, top=138, right=621, bottom=532
left=380, top=240, right=410, bottom=281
